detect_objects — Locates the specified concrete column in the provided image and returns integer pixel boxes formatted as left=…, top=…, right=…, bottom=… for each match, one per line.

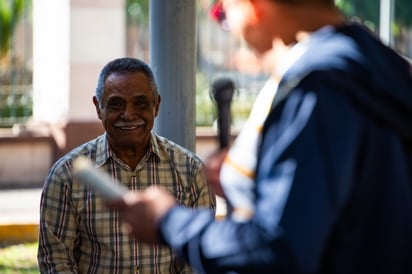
left=150, top=0, right=197, bottom=150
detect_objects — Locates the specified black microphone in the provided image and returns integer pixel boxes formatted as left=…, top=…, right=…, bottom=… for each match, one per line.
left=211, top=78, right=235, bottom=149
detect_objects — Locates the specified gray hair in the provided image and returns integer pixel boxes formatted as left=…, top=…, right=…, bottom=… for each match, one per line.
left=95, top=57, right=159, bottom=108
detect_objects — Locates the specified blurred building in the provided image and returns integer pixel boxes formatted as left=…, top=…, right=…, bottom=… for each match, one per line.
left=0, top=0, right=411, bottom=187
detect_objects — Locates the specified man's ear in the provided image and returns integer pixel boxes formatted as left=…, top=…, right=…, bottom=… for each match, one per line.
left=250, top=0, right=271, bottom=23
left=154, top=95, right=161, bottom=117
left=247, top=0, right=261, bottom=24
left=93, top=96, right=102, bottom=120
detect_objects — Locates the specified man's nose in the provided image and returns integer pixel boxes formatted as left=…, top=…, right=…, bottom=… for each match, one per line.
left=121, top=104, right=137, bottom=120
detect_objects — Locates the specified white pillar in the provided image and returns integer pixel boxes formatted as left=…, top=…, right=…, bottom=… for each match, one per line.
left=32, top=0, right=126, bottom=124
left=379, top=0, right=394, bottom=46
left=32, top=0, right=70, bottom=123
left=408, top=29, right=412, bottom=57
left=69, top=0, right=126, bottom=121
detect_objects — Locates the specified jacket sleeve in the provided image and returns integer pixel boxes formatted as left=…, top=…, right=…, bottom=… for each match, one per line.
left=158, top=75, right=365, bottom=273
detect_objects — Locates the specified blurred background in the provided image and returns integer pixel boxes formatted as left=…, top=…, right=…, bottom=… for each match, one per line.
left=0, top=0, right=269, bottom=188
left=0, top=0, right=411, bottom=188
left=0, top=0, right=411, bottom=272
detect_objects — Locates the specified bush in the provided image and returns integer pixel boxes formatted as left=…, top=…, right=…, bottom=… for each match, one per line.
left=0, top=242, right=38, bottom=274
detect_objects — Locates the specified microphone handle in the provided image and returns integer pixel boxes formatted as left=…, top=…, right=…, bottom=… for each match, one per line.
left=217, top=101, right=231, bottom=149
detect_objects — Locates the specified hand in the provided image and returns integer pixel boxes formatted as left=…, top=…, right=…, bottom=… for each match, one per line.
left=204, top=148, right=229, bottom=198
left=105, top=186, right=177, bottom=244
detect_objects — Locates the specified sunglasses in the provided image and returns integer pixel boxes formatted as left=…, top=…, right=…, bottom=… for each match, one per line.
left=209, top=1, right=230, bottom=31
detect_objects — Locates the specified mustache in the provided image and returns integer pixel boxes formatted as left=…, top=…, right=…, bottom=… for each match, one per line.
left=114, top=121, right=145, bottom=127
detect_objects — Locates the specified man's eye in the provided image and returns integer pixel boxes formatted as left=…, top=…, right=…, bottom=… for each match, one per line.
left=135, top=99, right=150, bottom=109
left=107, top=100, right=124, bottom=109
left=136, top=102, right=149, bottom=108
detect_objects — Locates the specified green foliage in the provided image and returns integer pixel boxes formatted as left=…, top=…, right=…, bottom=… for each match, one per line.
left=336, top=0, right=412, bottom=57
left=126, top=0, right=149, bottom=25
left=394, top=0, right=412, bottom=26
left=336, top=1, right=379, bottom=30
left=336, top=0, right=412, bottom=29
left=0, top=1, right=32, bottom=127
left=0, top=84, right=33, bottom=127
left=0, top=242, right=38, bottom=274
left=196, top=72, right=216, bottom=127
left=0, top=0, right=25, bottom=58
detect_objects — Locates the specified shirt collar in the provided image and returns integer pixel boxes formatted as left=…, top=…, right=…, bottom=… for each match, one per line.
left=94, top=132, right=161, bottom=168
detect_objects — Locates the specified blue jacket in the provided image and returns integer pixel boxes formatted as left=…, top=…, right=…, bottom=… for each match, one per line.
left=159, top=23, right=412, bottom=274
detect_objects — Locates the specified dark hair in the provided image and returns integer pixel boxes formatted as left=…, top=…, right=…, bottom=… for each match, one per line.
left=95, top=57, right=159, bottom=108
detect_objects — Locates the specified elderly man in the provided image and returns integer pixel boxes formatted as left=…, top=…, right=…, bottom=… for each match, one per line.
left=38, top=57, right=215, bottom=273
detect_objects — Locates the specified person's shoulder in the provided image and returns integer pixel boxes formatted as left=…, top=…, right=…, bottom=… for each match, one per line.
left=316, top=23, right=406, bottom=70
left=297, top=25, right=364, bottom=73
left=286, top=22, right=410, bottom=86
left=50, top=135, right=104, bottom=172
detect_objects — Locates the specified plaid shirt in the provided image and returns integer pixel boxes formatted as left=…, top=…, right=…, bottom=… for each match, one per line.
left=38, top=132, right=216, bottom=274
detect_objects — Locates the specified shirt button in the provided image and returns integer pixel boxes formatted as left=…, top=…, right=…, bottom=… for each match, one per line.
left=134, top=266, right=139, bottom=273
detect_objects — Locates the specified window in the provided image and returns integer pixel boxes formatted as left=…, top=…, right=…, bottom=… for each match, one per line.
left=196, top=0, right=268, bottom=129
left=336, top=0, right=412, bottom=59
left=0, top=0, right=33, bottom=127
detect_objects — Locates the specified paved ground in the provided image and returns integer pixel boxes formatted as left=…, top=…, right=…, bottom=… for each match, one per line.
left=0, top=188, right=41, bottom=225
left=0, top=188, right=42, bottom=245
left=0, top=187, right=226, bottom=245
left=0, top=188, right=226, bottom=224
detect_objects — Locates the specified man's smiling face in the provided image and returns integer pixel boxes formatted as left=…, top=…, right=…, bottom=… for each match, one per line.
left=94, top=71, right=160, bottom=154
